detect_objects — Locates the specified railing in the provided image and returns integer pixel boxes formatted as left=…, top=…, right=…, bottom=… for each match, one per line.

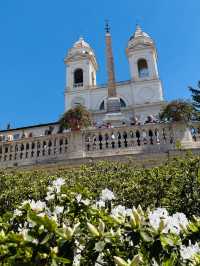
left=0, top=133, right=70, bottom=167
left=0, top=122, right=199, bottom=168
left=84, top=123, right=174, bottom=153
left=73, top=83, right=83, bottom=88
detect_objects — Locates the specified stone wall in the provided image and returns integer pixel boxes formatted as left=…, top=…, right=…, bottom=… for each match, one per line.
left=0, top=122, right=199, bottom=169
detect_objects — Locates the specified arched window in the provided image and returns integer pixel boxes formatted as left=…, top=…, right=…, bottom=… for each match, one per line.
left=100, top=101, right=105, bottom=110
left=120, top=98, right=126, bottom=108
left=138, top=59, right=149, bottom=78
left=74, top=68, right=83, bottom=87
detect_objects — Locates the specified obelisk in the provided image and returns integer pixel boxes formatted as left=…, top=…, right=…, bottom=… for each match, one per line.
left=105, top=21, right=120, bottom=112
left=104, top=21, right=124, bottom=125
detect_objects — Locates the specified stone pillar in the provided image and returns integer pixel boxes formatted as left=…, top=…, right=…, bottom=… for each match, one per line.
left=171, top=122, right=194, bottom=149
left=68, top=131, right=85, bottom=158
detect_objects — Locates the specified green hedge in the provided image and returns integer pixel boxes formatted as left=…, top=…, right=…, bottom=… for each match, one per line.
left=1, top=154, right=200, bottom=217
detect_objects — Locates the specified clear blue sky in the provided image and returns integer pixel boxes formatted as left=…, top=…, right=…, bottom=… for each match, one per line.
left=0, top=0, right=199, bottom=129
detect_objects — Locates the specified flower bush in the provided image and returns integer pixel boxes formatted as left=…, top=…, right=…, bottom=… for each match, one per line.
left=59, top=105, right=92, bottom=131
left=1, top=178, right=200, bottom=265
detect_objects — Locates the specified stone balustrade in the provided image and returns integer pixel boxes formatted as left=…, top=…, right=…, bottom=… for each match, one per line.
left=84, top=123, right=174, bottom=154
left=0, top=133, right=70, bottom=168
left=0, top=122, right=199, bottom=168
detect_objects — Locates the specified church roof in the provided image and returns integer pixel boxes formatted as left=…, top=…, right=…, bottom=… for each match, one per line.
left=65, top=36, right=98, bottom=69
left=0, top=122, right=58, bottom=133
left=73, top=37, right=91, bottom=49
left=129, top=25, right=152, bottom=41
left=127, top=25, right=155, bottom=51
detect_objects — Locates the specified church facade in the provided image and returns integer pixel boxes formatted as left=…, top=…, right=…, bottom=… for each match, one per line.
left=64, top=25, right=164, bottom=125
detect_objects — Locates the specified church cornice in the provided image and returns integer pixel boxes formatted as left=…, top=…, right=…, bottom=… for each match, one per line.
left=65, top=80, right=132, bottom=94
left=65, top=78, right=162, bottom=94
left=126, top=44, right=156, bottom=56
left=65, top=54, right=98, bottom=70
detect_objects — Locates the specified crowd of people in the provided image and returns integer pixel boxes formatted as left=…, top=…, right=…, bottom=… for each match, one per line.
left=94, top=115, right=159, bottom=129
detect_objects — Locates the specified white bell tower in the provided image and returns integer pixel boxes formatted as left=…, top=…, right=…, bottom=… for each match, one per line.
left=64, top=37, right=98, bottom=110
left=126, top=25, right=163, bottom=105
left=126, top=25, right=159, bottom=81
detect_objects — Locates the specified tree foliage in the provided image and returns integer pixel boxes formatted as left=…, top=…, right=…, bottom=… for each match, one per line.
left=59, top=105, right=92, bottom=131
left=159, top=100, right=195, bottom=122
left=189, top=81, right=200, bottom=119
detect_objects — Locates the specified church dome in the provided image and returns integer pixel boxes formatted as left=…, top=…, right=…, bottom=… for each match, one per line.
left=128, top=25, right=154, bottom=49
left=129, top=25, right=151, bottom=40
left=64, top=36, right=98, bottom=70
left=73, top=37, right=91, bottom=49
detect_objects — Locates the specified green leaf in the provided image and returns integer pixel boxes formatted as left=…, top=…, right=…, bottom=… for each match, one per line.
left=87, top=223, right=100, bottom=237
left=140, top=231, right=153, bottom=242
left=130, top=254, right=143, bottom=266
left=53, top=256, right=71, bottom=264
left=98, top=219, right=105, bottom=234
left=113, top=256, right=128, bottom=266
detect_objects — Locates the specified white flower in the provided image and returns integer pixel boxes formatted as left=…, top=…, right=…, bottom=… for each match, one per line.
left=73, top=253, right=81, bottom=266
left=96, top=200, right=105, bottom=208
left=14, top=209, right=22, bottom=217
left=54, top=206, right=64, bottom=215
left=53, top=177, right=65, bottom=187
left=111, top=205, right=126, bottom=218
left=75, top=194, right=90, bottom=206
left=45, top=192, right=55, bottom=201
left=172, top=212, right=188, bottom=230
left=37, top=212, right=46, bottom=218
left=101, top=188, right=115, bottom=201
left=126, top=208, right=133, bottom=217
left=75, top=240, right=85, bottom=251
left=180, top=242, right=200, bottom=260
left=95, top=253, right=105, bottom=266
left=152, top=258, right=159, bottom=266
left=32, top=239, right=39, bottom=244
left=149, top=208, right=168, bottom=231
left=81, top=199, right=90, bottom=206
left=76, top=194, right=82, bottom=202
left=149, top=208, right=189, bottom=235
left=166, top=213, right=189, bottom=235
left=29, top=200, right=46, bottom=212
left=52, top=178, right=65, bottom=193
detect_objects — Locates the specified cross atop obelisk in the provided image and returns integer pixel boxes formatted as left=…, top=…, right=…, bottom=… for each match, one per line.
left=105, top=20, right=120, bottom=112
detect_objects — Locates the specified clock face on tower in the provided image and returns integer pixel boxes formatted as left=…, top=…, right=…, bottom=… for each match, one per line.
left=136, top=87, right=155, bottom=103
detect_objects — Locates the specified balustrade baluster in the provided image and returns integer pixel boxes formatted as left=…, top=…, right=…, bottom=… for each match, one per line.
left=111, top=132, right=116, bottom=149
left=136, top=130, right=141, bottom=146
